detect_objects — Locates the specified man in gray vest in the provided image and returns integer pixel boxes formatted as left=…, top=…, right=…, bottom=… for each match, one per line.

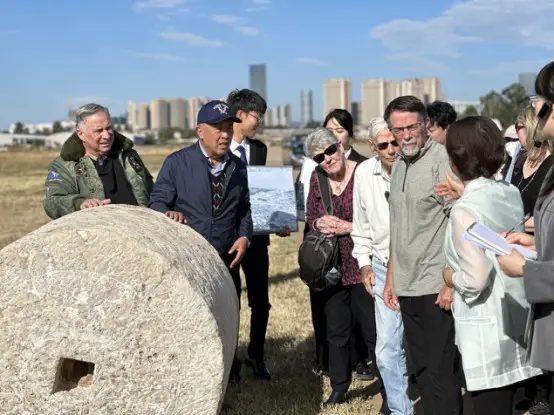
left=383, top=96, right=462, bottom=415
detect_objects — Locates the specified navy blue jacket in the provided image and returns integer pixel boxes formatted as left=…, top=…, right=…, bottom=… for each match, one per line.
left=148, top=142, right=253, bottom=256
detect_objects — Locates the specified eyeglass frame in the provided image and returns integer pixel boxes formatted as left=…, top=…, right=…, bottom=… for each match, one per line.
left=389, top=122, right=422, bottom=137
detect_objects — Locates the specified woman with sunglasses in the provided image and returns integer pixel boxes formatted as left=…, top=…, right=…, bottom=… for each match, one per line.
left=305, top=127, right=378, bottom=406
left=498, top=60, right=554, bottom=412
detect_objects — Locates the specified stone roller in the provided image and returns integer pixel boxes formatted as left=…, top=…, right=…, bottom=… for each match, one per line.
left=0, top=205, right=239, bottom=415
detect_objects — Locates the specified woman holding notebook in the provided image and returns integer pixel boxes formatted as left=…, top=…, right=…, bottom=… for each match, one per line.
left=498, top=60, right=554, bottom=413
left=441, top=115, right=542, bottom=414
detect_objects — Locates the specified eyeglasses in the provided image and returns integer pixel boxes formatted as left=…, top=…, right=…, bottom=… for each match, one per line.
left=390, top=122, right=422, bottom=136
left=313, top=143, right=338, bottom=164
left=248, top=112, right=264, bottom=124
left=376, top=140, right=400, bottom=151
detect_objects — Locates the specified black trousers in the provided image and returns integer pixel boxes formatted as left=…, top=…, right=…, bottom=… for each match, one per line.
left=324, top=283, right=380, bottom=394
left=305, top=222, right=368, bottom=371
left=238, top=242, right=271, bottom=361
left=223, top=253, right=243, bottom=375
left=469, top=382, right=518, bottom=415
left=399, top=294, right=462, bottom=415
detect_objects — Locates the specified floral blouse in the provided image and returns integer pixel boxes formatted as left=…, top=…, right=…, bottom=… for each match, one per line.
left=306, top=168, right=361, bottom=286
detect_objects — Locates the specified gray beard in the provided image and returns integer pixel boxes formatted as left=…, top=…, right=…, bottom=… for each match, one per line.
left=401, top=139, right=421, bottom=159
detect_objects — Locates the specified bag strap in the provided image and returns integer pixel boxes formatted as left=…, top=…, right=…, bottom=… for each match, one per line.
left=315, top=167, right=333, bottom=216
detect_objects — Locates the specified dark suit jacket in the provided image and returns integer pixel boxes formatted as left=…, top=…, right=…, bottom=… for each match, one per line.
left=148, top=141, right=253, bottom=256
left=348, top=147, right=367, bottom=163
left=247, top=138, right=271, bottom=246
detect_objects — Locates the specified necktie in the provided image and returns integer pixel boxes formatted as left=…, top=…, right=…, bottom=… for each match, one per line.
left=237, top=145, right=248, bottom=165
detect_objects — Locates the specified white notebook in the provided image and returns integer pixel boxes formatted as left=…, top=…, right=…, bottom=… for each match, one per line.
left=463, top=222, right=537, bottom=260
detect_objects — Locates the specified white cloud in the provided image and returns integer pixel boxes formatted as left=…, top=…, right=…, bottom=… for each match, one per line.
left=160, top=30, right=226, bottom=47
left=134, top=0, right=185, bottom=11
left=212, top=14, right=243, bottom=25
left=295, top=57, right=328, bottom=67
left=212, top=14, right=261, bottom=36
left=253, top=0, right=271, bottom=4
left=234, top=26, right=260, bottom=36
left=127, top=50, right=186, bottom=61
left=370, top=0, right=554, bottom=67
left=246, top=6, right=268, bottom=12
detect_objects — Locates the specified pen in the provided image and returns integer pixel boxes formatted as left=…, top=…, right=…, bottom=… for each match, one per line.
left=505, top=213, right=531, bottom=237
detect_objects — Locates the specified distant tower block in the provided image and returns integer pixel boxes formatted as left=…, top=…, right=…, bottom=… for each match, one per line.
left=0, top=205, right=239, bottom=415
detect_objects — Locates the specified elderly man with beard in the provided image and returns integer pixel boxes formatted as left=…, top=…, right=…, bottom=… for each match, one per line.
left=44, top=103, right=154, bottom=219
left=352, top=117, right=411, bottom=415
left=383, top=96, right=462, bottom=415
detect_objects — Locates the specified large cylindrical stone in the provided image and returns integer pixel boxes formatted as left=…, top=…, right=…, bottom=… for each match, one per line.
left=0, top=205, right=239, bottom=415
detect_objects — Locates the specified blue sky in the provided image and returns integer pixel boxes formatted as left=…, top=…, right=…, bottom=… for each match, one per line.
left=0, top=0, right=552, bottom=128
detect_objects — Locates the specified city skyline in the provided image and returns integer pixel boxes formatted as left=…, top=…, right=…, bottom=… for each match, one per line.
left=1, top=0, right=552, bottom=128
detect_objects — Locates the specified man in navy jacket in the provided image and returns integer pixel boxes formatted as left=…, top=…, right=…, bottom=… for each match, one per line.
left=148, top=100, right=253, bottom=380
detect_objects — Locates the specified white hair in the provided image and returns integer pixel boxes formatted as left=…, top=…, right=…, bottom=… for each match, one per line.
left=75, top=103, right=110, bottom=130
left=304, top=126, right=338, bottom=156
left=368, top=117, right=390, bottom=141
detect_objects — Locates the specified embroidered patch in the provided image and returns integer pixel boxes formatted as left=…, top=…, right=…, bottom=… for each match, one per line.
left=47, top=170, right=60, bottom=180
left=128, top=155, right=141, bottom=172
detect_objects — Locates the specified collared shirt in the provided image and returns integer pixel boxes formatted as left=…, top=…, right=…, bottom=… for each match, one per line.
left=230, top=138, right=250, bottom=164
left=344, top=147, right=352, bottom=160
left=352, top=156, right=392, bottom=268
left=198, top=141, right=229, bottom=176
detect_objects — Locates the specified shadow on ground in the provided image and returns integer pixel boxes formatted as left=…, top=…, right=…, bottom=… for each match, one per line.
left=222, top=335, right=325, bottom=415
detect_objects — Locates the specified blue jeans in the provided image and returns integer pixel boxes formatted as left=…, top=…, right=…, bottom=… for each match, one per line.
left=373, top=258, right=413, bottom=415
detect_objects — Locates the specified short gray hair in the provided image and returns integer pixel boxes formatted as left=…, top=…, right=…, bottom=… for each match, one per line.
left=75, top=103, right=110, bottom=130
left=304, top=127, right=338, bottom=156
left=368, top=117, right=390, bottom=141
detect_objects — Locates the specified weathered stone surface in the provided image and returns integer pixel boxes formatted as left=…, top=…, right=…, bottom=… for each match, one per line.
left=0, top=205, right=239, bottom=415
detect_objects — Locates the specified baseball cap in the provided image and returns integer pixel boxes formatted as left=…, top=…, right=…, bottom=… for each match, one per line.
left=197, top=100, right=241, bottom=125
left=504, top=124, right=518, bottom=140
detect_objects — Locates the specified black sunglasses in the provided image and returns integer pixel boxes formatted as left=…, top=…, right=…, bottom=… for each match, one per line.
left=313, top=143, right=339, bottom=164
left=376, top=140, right=400, bottom=151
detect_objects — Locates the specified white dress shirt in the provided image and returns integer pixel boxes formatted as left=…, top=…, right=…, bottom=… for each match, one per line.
left=230, top=138, right=250, bottom=164
left=352, top=156, right=392, bottom=268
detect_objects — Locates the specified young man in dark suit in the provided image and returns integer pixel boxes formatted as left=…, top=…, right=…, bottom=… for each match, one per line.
left=148, top=100, right=252, bottom=382
left=226, top=89, right=291, bottom=380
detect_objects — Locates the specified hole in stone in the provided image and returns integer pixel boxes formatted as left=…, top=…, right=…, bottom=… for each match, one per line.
left=51, top=358, right=95, bottom=393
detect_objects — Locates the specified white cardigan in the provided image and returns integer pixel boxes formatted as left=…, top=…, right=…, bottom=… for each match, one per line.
left=351, top=157, right=391, bottom=268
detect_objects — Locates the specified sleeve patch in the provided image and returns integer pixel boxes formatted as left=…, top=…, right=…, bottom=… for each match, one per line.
left=48, top=170, right=61, bottom=180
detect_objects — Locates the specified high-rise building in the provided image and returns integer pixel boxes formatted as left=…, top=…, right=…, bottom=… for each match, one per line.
left=422, top=78, right=441, bottom=104
left=249, top=64, right=267, bottom=101
left=137, top=103, right=150, bottom=130
left=360, top=77, right=442, bottom=124
left=323, top=79, right=351, bottom=118
left=361, top=79, right=393, bottom=124
left=150, top=99, right=170, bottom=130
left=188, top=97, right=211, bottom=129
left=277, top=104, right=292, bottom=127
left=170, top=98, right=188, bottom=130
left=300, top=90, right=314, bottom=126
left=127, top=101, right=137, bottom=131
left=351, top=102, right=360, bottom=126
left=519, top=72, right=537, bottom=96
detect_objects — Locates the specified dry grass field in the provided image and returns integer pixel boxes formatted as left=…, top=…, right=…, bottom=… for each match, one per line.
left=0, top=143, right=387, bottom=415
left=0, top=143, right=532, bottom=415
left=1, top=142, right=532, bottom=415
